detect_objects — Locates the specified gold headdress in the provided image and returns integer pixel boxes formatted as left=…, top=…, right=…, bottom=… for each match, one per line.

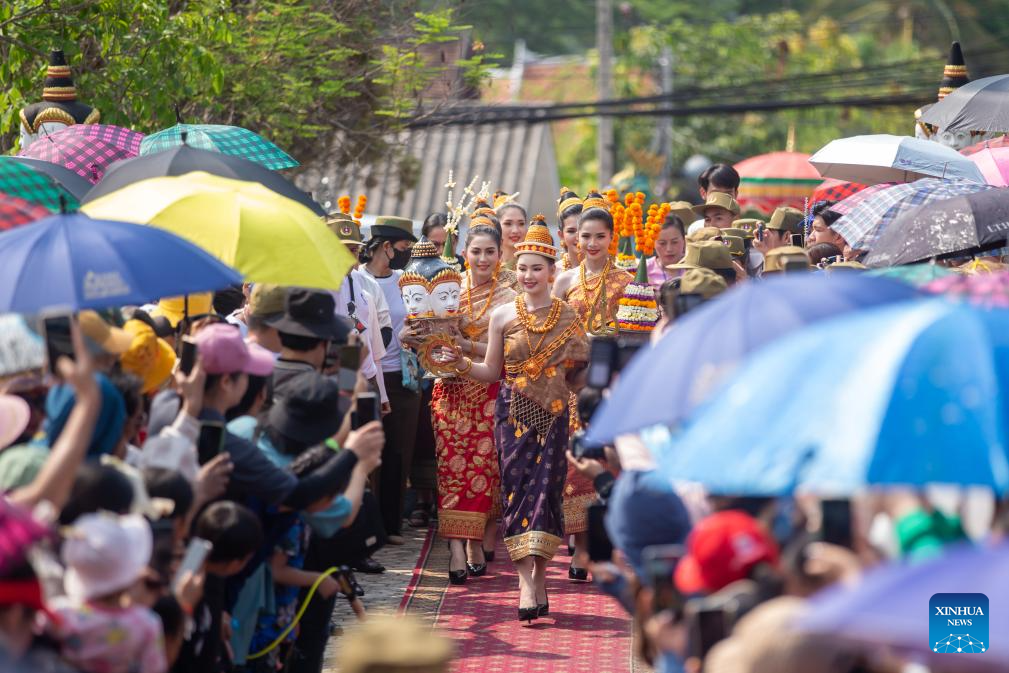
left=582, top=189, right=611, bottom=213
left=444, top=171, right=491, bottom=237
left=557, top=186, right=583, bottom=217
left=513, top=215, right=558, bottom=261
left=493, top=190, right=521, bottom=210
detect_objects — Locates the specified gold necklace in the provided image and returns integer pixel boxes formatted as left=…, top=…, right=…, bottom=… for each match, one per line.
left=515, top=295, right=563, bottom=335
left=579, top=258, right=610, bottom=294
left=465, top=266, right=499, bottom=325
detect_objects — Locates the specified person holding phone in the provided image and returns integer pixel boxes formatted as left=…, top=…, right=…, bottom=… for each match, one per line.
left=752, top=206, right=804, bottom=258
left=439, top=220, right=588, bottom=623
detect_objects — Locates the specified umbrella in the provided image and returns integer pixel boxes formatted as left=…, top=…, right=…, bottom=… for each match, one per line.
left=828, top=182, right=895, bottom=216
left=83, top=144, right=324, bottom=216
left=0, top=314, right=44, bottom=377
left=0, top=159, right=81, bottom=212
left=966, top=145, right=1009, bottom=186
left=0, top=195, right=51, bottom=231
left=960, top=134, right=1009, bottom=156
left=733, top=151, right=822, bottom=216
left=832, top=177, right=991, bottom=252
left=810, top=178, right=866, bottom=204
left=140, top=124, right=297, bottom=171
left=867, top=263, right=957, bottom=288
left=865, top=188, right=1009, bottom=268
left=924, top=271, right=1009, bottom=308
left=81, top=172, right=353, bottom=290
left=18, top=124, right=144, bottom=183
left=810, top=134, right=985, bottom=185
left=0, top=213, right=243, bottom=313
left=647, top=300, right=1009, bottom=495
left=803, top=543, right=1008, bottom=671
left=922, top=73, right=1009, bottom=135
left=0, top=156, right=92, bottom=200
left=585, top=273, right=919, bottom=445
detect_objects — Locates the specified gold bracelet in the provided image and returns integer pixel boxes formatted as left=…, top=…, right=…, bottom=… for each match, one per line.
left=455, top=356, right=473, bottom=375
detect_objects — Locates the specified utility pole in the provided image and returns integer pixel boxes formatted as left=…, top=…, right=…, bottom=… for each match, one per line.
left=656, top=44, right=673, bottom=196
left=596, top=0, right=614, bottom=185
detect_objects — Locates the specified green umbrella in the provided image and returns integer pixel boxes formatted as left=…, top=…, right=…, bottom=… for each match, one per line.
left=866, top=263, right=956, bottom=288
left=140, top=123, right=298, bottom=170
left=0, top=160, right=80, bottom=212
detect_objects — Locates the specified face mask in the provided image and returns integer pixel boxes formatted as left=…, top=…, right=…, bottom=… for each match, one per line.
left=388, top=246, right=411, bottom=270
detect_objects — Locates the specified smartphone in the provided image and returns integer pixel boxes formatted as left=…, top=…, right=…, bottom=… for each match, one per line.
left=642, top=544, right=685, bottom=615
left=690, top=607, right=729, bottom=659
left=178, top=337, right=197, bottom=376
left=587, top=503, right=614, bottom=562
left=43, top=315, right=75, bottom=375
left=148, top=519, right=176, bottom=583
left=586, top=337, right=617, bottom=389
left=172, top=538, right=213, bottom=592
left=820, top=498, right=853, bottom=548
left=790, top=233, right=804, bottom=247
left=570, top=429, right=605, bottom=460
left=339, top=344, right=361, bottom=372
left=353, top=392, right=378, bottom=430
left=197, top=421, right=226, bottom=465
left=673, top=292, right=705, bottom=318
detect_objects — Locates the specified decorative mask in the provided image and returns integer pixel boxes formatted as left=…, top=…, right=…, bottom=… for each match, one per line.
left=398, top=238, right=462, bottom=319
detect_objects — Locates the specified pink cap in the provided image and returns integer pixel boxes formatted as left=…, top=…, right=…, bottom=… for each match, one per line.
left=195, top=323, right=275, bottom=376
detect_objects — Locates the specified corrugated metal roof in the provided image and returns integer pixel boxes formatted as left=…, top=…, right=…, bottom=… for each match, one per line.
left=296, top=121, right=561, bottom=231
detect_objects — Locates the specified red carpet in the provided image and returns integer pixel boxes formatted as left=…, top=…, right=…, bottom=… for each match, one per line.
left=404, top=531, right=632, bottom=673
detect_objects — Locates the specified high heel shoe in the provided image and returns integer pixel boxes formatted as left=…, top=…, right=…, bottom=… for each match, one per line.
left=537, top=590, right=549, bottom=617
left=449, top=569, right=468, bottom=585
left=518, top=606, right=539, bottom=624
left=568, top=564, right=589, bottom=581
left=467, top=562, right=487, bottom=577
left=483, top=549, right=495, bottom=562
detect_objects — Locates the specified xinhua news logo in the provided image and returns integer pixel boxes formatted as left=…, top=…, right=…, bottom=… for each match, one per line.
left=930, top=593, right=988, bottom=654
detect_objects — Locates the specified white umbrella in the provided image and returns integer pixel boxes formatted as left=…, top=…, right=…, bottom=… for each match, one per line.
left=809, top=134, right=985, bottom=185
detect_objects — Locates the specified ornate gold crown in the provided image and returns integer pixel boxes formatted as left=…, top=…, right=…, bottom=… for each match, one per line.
left=397, top=271, right=428, bottom=289
left=410, top=240, right=439, bottom=258
left=582, top=191, right=611, bottom=212
left=430, top=267, right=462, bottom=288
left=557, top=188, right=583, bottom=217
left=470, top=215, right=496, bottom=229
left=514, top=215, right=558, bottom=260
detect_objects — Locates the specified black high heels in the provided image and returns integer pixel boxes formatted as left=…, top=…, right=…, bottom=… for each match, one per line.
left=568, top=564, right=589, bottom=581
left=537, top=590, right=549, bottom=617
left=484, top=548, right=495, bottom=562
left=449, top=569, right=468, bottom=585
left=467, top=562, right=487, bottom=577
left=518, top=606, right=539, bottom=624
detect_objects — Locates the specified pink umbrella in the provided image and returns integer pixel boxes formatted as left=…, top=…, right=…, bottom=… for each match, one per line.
left=967, top=146, right=1009, bottom=186
left=19, top=124, right=144, bottom=183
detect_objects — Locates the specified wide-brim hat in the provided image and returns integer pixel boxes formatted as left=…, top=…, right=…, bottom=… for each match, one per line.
left=78, top=310, right=134, bottom=355
left=63, top=512, right=152, bottom=602
left=151, top=293, right=214, bottom=328
left=691, top=192, right=741, bottom=217
left=326, top=213, right=363, bottom=246
left=763, top=246, right=811, bottom=274
left=247, top=284, right=287, bottom=321
left=668, top=241, right=734, bottom=271
left=679, top=268, right=728, bottom=300
left=767, top=207, right=805, bottom=233
left=0, top=395, right=31, bottom=451
left=267, top=370, right=343, bottom=446
left=266, top=289, right=353, bottom=342
left=370, top=215, right=417, bottom=242
left=120, top=320, right=177, bottom=394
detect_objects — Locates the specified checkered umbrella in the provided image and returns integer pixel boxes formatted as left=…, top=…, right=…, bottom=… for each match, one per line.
left=0, top=194, right=51, bottom=231
left=829, top=183, right=895, bottom=216
left=0, top=160, right=81, bottom=212
left=833, top=178, right=992, bottom=251
left=140, top=124, right=298, bottom=171
left=1, top=156, right=92, bottom=200
left=811, top=178, right=867, bottom=204
left=18, top=124, right=144, bottom=184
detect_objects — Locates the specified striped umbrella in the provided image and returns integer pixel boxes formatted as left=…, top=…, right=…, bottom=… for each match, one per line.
left=140, top=124, right=298, bottom=171
left=734, top=151, right=822, bottom=216
left=18, top=124, right=144, bottom=183
left=811, top=178, right=866, bottom=204
left=0, top=160, right=80, bottom=211
left=833, top=178, right=992, bottom=251
left=0, top=194, right=51, bottom=231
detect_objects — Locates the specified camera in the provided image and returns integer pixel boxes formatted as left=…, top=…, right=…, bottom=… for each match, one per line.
left=586, top=335, right=643, bottom=390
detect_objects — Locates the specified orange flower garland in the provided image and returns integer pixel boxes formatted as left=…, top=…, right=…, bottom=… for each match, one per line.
left=353, top=195, right=367, bottom=224
left=338, top=195, right=351, bottom=215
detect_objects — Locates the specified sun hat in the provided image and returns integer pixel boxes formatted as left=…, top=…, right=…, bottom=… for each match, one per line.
left=78, top=310, right=134, bottom=355
left=265, top=289, right=353, bottom=342
left=326, top=213, right=364, bottom=246
left=370, top=215, right=417, bottom=243
left=0, top=395, right=31, bottom=451
left=679, top=268, right=728, bottom=300
left=766, top=206, right=805, bottom=234
left=120, top=320, right=176, bottom=394
left=763, top=246, right=811, bottom=274
left=62, top=512, right=152, bottom=601
left=247, top=284, right=287, bottom=320
left=691, top=192, right=741, bottom=217
left=675, top=509, right=779, bottom=595
left=687, top=226, right=724, bottom=243
left=151, top=293, right=214, bottom=328
left=194, top=323, right=275, bottom=376
left=267, top=371, right=343, bottom=446
left=668, top=241, right=735, bottom=271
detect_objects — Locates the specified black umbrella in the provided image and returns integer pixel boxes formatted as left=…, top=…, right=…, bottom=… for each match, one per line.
left=0, top=156, right=92, bottom=200
left=865, top=188, right=1009, bottom=267
left=921, top=74, right=1009, bottom=134
left=81, top=144, right=325, bottom=215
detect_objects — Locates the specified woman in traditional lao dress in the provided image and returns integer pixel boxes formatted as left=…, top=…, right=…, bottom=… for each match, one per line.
left=432, top=224, right=517, bottom=584
left=441, top=219, right=588, bottom=623
left=552, top=193, right=632, bottom=581
left=556, top=188, right=583, bottom=273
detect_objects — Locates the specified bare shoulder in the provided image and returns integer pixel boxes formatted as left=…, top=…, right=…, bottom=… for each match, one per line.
left=554, top=268, right=577, bottom=295
left=490, top=300, right=517, bottom=325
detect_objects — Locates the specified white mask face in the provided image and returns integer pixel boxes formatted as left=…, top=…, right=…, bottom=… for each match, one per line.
left=402, top=284, right=431, bottom=316
left=429, top=281, right=461, bottom=317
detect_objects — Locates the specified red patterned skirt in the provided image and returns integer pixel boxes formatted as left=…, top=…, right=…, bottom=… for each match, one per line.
left=433, top=377, right=502, bottom=540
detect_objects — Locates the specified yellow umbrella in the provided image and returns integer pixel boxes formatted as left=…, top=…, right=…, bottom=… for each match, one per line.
left=82, top=172, right=354, bottom=289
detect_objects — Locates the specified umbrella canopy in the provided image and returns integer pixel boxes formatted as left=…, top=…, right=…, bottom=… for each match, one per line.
left=733, top=151, right=822, bottom=216
left=585, top=273, right=919, bottom=445
left=0, top=213, right=243, bottom=314
left=0, top=195, right=52, bottom=231
left=966, top=146, right=1009, bottom=186
left=0, top=160, right=80, bottom=212
left=866, top=188, right=1009, bottom=267
left=810, top=178, right=866, bottom=204
left=925, top=271, right=1009, bottom=308
left=18, top=124, right=144, bottom=183
left=960, top=134, right=1009, bottom=156
left=82, top=172, right=353, bottom=290
left=647, top=300, right=1009, bottom=495
left=922, top=73, right=1009, bottom=135
left=810, top=134, right=985, bottom=185
left=83, top=145, right=324, bottom=215
left=804, top=543, right=1008, bottom=671
left=0, top=156, right=92, bottom=200
left=832, top=177, right=992, bottom=252
left=867, top=263, right=957, bottom=288
left=140, top=124, right=297, bottom=171
left=828, top=182, right=895, bottom=216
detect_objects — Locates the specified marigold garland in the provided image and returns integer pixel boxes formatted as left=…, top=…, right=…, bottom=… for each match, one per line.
left=338, top=196, right=351, bottom=215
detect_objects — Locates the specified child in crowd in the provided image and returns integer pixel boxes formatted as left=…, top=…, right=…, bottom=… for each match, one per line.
left=49, top=512, right=167, bottom=673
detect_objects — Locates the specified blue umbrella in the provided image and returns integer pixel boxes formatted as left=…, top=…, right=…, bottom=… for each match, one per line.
left=803, top=543, right=1008, bottom=669
left=648, top=300, right=1009, bottom=495
left=0, top=213, right=243, bottom=313
left=586, top=274, right=919, bottom=445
